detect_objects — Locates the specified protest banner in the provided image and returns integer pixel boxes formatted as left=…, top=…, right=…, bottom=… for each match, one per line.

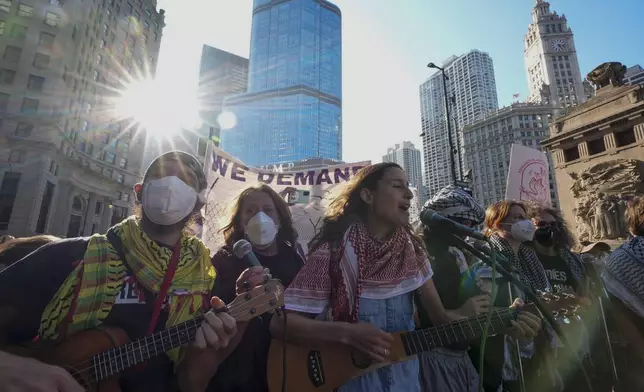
left=202, top=142, right=371, bottom=256
left=505, top=143, right=552, bottom=205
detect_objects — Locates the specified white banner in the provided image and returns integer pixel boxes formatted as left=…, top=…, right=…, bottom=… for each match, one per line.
left=202, top=142, right=371, bottom=256
left=505, top=143, right=552, bottom=205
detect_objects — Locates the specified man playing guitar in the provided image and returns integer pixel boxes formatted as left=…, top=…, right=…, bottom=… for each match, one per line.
left=0, top=151, right=244, bottom=392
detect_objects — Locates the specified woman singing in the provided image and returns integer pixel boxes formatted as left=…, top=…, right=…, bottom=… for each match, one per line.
left=271, top=164, right=540, bottom=391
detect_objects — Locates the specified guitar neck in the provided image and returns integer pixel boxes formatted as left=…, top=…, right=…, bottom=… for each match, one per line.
left=400, top=308, right=518, bottom=356
left=92, top=316, right=204, bottom=381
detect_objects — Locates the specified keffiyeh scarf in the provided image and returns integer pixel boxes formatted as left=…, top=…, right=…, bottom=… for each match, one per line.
left=423, top=185, right=485, bottom=224
left=285, top=223, right=433, bottom=322
left=602, top=236, right=644, bottom=318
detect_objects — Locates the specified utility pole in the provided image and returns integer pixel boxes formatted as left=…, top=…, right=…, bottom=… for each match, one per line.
left=427, top=62, right=457, bottom=184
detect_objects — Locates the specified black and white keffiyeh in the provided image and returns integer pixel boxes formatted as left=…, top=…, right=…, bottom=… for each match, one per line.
left=423, top=185, right=485, bottom=224
left=602, top=236, right=644, bottom=318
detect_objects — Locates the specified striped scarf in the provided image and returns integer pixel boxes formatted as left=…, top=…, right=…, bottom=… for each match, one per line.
left=39, top=217, right=215, bottom=363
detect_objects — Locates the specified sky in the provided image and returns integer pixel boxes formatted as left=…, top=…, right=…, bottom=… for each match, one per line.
left=155, top=0, right=643, bottom=165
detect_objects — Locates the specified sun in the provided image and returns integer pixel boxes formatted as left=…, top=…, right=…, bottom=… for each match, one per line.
left=112, top=78, right=202, bottom=139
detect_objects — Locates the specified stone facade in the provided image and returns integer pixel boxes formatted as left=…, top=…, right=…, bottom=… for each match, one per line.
left=541, top=79, right=644, bottom=242
left=0, top=0, right=165, bottom=237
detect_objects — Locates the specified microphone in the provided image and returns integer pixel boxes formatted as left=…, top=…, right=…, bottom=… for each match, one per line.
left=420, top=208, right=487, bottom=241
left=232, top=239, right=262, bottom=267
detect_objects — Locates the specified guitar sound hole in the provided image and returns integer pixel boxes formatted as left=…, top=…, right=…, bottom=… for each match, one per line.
left=350, top=351, right=372, bottom=369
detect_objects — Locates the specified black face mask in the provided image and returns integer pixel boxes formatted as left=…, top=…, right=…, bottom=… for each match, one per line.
left=534, top=227, right=556, bottom=247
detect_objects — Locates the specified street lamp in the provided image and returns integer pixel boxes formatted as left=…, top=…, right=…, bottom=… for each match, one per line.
left=427, top=62, right=457, bottom=184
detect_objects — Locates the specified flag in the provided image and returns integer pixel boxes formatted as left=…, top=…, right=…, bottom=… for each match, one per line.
left=512, top=93, right=520, bottom=99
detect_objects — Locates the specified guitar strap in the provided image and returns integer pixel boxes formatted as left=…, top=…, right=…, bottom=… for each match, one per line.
left=106, top=231, right=181, bottom=335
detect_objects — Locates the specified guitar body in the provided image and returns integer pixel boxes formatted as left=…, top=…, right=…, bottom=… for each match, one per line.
left=266, top=337, right=410, bottom=392
left=6, top=326, right=128, bottom=392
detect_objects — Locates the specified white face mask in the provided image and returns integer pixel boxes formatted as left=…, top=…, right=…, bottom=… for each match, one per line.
left=142, top=176, right=198, bottom=226
left=245, top=212, right=278, bottom=248
left=507, top=220, right=536, bottom=242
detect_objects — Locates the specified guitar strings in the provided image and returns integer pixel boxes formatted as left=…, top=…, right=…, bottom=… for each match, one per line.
left=66, top=290, right=278, bottom=379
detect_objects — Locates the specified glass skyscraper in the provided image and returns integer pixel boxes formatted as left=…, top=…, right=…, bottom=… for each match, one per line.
left=221, top=0, right=342, bottom=167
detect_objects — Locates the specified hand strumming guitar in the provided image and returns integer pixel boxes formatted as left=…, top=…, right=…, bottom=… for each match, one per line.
left=506, top=298, right=542, bottom=341
left=0, top=350, right=83, bottom=392
left=458, top=294, right=492, bottom=317
left=340, top=323, right=394, bottom=363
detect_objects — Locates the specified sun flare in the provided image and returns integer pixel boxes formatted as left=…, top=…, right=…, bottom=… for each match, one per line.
left=112, top=78, right=202, bottom=139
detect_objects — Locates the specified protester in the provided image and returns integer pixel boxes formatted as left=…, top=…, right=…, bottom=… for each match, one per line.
left=578, top=241, right=611, bottom=264
left=0, top=235, right=59, bottom=272
left=206, top=184, right=304, bottom=392
left=464, top=200, right=552, bottom=392
left=270, top=164, right=540, bottom=391
left=0, top=151, right=245, bottom=392
left=601, top=196, right=644, bottom=390
left=417, top=185, right=487, bottom=391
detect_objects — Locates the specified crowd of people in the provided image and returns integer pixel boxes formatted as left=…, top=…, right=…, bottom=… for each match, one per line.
left=0, top=150, right=642, bottom=392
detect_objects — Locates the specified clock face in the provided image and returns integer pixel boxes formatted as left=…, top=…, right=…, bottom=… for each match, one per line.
left=551, top=39, right=566, bottom=52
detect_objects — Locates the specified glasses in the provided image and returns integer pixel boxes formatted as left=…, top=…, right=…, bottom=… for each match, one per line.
left=536, top=221, right=558, bottom=228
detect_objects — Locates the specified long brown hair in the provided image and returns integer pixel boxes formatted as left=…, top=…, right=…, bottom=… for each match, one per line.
left=527, top=203, right=577, bottom=249
left=220, top=184, right=297, bottom=248
left=308, top=162, right=422, bottom=253
left=0, top=235, right=59, bottom=267
left=483, top=200, right=527, bottom=237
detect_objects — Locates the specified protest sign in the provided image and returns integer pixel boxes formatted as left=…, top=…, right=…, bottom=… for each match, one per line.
left=202, top=142, right=371, bottom=256
left=505, top=143, right=552, bottom=205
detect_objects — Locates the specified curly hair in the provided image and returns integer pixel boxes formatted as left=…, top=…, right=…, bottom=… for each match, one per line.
left=220, top=184, right=297, bottom=248
left=526, top=203, right=577, bottom=249
left=308, top=162, right=423, bottom=253
left=626, top=197, right=644, bottom=237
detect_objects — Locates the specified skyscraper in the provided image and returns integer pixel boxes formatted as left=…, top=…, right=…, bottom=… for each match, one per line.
left=419, top=50, right=498, bottom=199
left=624, top=65, right=644, bottom=86
left=382, top=141, right=424, bottom=214
left=198, top=45, right=248, bottom=145
left=524, top=0, right=586, bottom=110
left=0, top=0, right=165, bottom=237
left=221, top=0, right=342, bottom=167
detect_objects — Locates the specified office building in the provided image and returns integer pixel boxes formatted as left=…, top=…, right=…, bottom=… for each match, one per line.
left=524, top=0, right=586, bottom=111
left=198, top=45, right=248, bottom=145
left=462, top=103, right=559, bottom=207
left=420, top=50, right=498, bottom=199
left=624, top=64, right=644, bottom=86
left=221, top=0, right=342, bottom=167
left=0, top=0, right=165, bottom=237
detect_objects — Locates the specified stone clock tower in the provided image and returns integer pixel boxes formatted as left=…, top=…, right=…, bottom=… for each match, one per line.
left=524, top=0, right=586, bottom=109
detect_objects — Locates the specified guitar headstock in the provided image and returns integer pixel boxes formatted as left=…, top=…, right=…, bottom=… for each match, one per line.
left=227, top=279, right=285, bottom=322
left=535, top=288, right=582, bottom=321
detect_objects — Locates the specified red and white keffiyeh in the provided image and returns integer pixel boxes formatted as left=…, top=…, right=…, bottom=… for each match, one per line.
left=285, top=223, right=433, bottom=321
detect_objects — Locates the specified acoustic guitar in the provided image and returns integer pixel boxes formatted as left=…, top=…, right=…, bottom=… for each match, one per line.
left=6, top=279, right=284, bottom=392
left=267, top=291, right=581, bottom=392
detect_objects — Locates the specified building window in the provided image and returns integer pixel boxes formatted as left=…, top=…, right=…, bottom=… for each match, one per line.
left=116, top=173, right=124, bottom=183
left=3, top=45, right=21, bottom=62
left=27, top=74, right=45, bottom=91
left=35, top=181, right=55, bottom=233
left=8, top=23, right=27, bottom=39
left=14, top=121, right=32, bottom=137
left=33, top=52, right=50, bottom=69
left=9, top=149, right=24, bottom=162
left=66, top=215, right=82, bottom=237
left=95, top=201, right=103, bottom=215
left=92, top=70, right=99, bottom=81
left=0, top=0, right=10, bottom=13
left=44, top=12, right=60, bottom=27
left=122, top=193, right=130, bottom=202
left=563, top=145, right=579, bottom=162
left=17, top=4, right=33, bottom=17
left=0, top=68, right=14, bottom=84
left=21, top=97, right=38, bottom=113
left=614, top=128, right=636, bottom=148
left=81, top=120, right=89, bottom=131
left=0, top=172, right=21, bottom=230
left=0, top=20, right=4, bottom=35
left=102, top=167, right=113, bottom=178
left=118, top=157, right=127, bottom=169
left=105, top=151, right=115, bottom=164
left=587, top=138, right=606, bottom=155
left=38, top=31, right=55, bottom=47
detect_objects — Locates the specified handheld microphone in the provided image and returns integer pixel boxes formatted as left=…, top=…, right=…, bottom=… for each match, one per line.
left=232, top=239, right=262, bottom=267
left=420, top=208, right=487, bottom=241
